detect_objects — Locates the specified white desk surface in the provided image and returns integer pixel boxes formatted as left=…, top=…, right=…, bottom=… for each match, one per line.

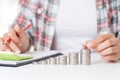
left=0, top=53, right=120, bottom=80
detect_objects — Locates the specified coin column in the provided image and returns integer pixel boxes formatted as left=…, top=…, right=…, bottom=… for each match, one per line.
left=81, top=47, right=91, bottom=65
left=69, top=52, right=79, bottom=65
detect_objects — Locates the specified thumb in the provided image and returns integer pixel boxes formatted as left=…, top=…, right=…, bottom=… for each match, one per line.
left=82, top=40, right=92, bottom=49
left=13, top=24, right=26, bottom=38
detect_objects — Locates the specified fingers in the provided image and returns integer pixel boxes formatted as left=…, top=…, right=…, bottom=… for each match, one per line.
left=13, top=24, right=29, bottom=52
left=84, top=33, right=120, bottom=62
left=99, top=46, right=116, bottom=56
left=3, top=33, right=10, bottom=42
left=7, top=41, right=21, bottom=53
left=0, top=38, right=11, bottom=51
left=3, top=33, right=21, bottom=53
left=87, top=33, right=115, bottom=48
left=1, top=24, right=29, bottom=53
left=83, top=40, right=92, bottom=46
left=7, top=29, right=20, bottom=43
left=102, top=53, right=119, bottom=62
left=13, top=24, right=27, bottom=39
left=96, top=37, right=117, bottom=52
left=0, top=44, right=11, bottom=51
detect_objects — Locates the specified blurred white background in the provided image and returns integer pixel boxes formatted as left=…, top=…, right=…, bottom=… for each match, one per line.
left=56, top=0, right=97, bottom=37
left=0, top=0, right=18, bottom=37
left=53, top=0, right=97, bottom=50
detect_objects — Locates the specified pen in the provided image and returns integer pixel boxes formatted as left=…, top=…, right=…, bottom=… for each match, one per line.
left=6, top=23, right=32, bottom=43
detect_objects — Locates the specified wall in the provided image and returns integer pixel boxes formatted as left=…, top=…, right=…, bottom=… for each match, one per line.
left=0, top=0, right=18, bottom=37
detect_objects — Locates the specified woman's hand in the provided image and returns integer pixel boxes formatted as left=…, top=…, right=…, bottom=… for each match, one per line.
left=1, top=24, right=30, bottom=53
left=86, top=33, right=120, bottom=62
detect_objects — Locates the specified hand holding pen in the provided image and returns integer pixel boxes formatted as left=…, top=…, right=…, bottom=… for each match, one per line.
left=6, top=23, right=31, bottom=43
left=0, top=23, right=31, bottom=53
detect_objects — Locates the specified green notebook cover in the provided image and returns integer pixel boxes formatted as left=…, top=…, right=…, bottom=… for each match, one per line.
left=0, top=52, right=33, bottom=61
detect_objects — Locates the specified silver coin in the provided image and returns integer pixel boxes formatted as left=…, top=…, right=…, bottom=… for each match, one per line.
left=41, top=60, right=48, bottom=65
left=49, top=57, right=57, bottom=65
left=58, top=55, right=67, bottom=65
left=32, top=61, right=39, bottom=65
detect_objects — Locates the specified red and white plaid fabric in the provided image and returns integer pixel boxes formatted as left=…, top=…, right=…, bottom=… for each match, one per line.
left=96, top=0, right=120, bottom=36
left=11, top=0, right=60, bottom=51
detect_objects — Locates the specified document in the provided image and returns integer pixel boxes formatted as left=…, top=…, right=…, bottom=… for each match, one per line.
left=0, top=51, right=62, bottom=67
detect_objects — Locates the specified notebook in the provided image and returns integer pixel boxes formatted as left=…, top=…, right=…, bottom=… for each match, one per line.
left=0, top=51, right=62, bottom=67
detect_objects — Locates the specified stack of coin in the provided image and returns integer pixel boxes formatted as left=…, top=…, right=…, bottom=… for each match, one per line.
left=49, top=57, right=57, bottom=65
left=32, top=47, right=91, bottom=65
left=69, top=52, right=79, bottom=65
left=46, top=59, right=50, bottom=64
left=81, top=46, right=91, bottom=65
left=58, top=55, right=67, bottom=65
left=38, top=61, right=42, bottom=64
left=32, top=61, right=39, bottom=65
left=79, top=49, right=82, bottom=64
left=41, top=60, right=48, bottom=65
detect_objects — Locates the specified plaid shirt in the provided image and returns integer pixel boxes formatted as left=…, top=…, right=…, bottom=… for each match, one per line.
left=96, top=0, right=120, bottom=36
left=12, top=0, right=120, bottom=51
left=12, top=0, right=60, bottom=51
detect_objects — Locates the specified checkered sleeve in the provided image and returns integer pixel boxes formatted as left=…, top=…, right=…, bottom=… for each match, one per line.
left=10, top=0, right=36, bottom=50
left=116, top=0, right=120, bottom=37
left=96, top=0, right=120, bottom=37
left=11, top=0, right=60, bottom=51
left=34, top=0, right=60, bottom=50
left=96, top=0, right=111, bottom=35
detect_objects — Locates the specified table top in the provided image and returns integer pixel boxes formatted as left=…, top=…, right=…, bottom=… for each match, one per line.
left=0, top=53, right=120, bottom=80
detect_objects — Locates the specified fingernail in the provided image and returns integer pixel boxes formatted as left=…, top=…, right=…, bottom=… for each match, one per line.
left=82, top=45, right=88, bottom=49
left=87, top=43, right=92, bottom=48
